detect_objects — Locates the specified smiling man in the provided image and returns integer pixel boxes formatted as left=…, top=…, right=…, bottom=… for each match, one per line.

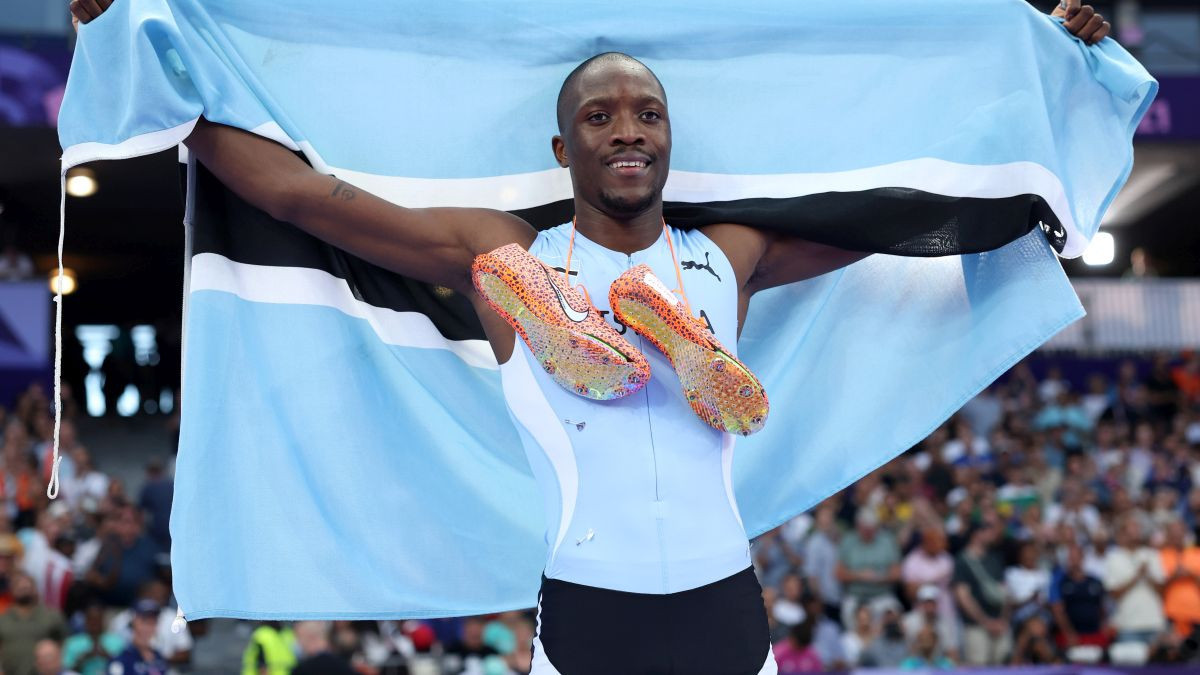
left=69, top=1, right=1114, bottom=672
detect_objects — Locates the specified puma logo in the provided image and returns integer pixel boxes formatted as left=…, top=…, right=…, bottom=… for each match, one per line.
left=681, top=252, right=720, bottom=282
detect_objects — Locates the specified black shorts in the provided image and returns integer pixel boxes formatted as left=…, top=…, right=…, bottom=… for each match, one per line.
left=531, top=566, right=776, bottom=675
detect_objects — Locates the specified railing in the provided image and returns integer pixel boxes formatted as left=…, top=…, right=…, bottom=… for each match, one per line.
left=1046, top=279, right=1200, bottom=350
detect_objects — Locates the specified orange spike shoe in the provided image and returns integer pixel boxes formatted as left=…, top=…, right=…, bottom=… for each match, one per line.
left=472, top=243, right=650, bottom=400
left=609, top=264, right=768, bottom=435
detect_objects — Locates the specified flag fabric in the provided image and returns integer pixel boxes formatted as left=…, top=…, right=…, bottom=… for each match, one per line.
left=57, top=0, right=1155, bottom=619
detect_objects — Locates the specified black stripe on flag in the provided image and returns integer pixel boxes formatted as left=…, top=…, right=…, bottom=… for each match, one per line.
left=190, top=162, right=1062, bottom=342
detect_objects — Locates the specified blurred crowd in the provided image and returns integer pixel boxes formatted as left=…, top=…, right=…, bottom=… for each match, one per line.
left=2, top=349, right=1199, bottom=674
left=760, top=352, right=1200, bottom=672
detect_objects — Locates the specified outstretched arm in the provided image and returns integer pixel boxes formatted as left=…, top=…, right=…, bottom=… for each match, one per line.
left=183, top=119, right=535, bottom=293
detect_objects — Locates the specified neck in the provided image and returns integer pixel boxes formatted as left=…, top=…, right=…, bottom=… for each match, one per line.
left=572, top=199, right=663, bottom=255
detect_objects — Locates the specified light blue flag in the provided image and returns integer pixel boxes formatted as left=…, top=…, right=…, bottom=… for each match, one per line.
left=58, top=0, right=1155, bottom=619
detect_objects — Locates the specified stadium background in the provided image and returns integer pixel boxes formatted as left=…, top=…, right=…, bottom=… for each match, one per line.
left=1, top=0, right=1198, bottom=672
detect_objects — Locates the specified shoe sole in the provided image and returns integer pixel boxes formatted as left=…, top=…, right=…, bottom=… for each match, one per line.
left=473, top=247, right=649, bottom=400
left=611, top=269, right=768, bottom=435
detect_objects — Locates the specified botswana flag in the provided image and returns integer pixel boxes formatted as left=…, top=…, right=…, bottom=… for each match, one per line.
left=59, top=0, right=1154, bottom=619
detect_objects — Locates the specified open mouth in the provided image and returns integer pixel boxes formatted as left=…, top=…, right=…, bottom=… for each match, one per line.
left=606, top=156, right=651, bottom=177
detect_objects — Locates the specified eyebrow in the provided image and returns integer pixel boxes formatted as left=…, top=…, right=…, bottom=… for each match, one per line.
left=577, top=94, right=666, bottom=111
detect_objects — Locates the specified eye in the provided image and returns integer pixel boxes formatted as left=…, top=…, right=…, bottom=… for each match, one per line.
left=587, top=112, right=609, bottom=123
left=640, top=110, right=662, bottom=121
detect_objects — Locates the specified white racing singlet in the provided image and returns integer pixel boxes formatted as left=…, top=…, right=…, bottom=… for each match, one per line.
left=499, top=222, right=752, bottom=594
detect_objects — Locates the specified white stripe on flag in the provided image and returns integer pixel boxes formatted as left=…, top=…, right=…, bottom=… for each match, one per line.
left=189, top=252, right=498, bottom=370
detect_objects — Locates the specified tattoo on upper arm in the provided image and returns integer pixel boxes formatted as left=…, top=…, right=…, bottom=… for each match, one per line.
left=330, top=181, right=357, bottom=201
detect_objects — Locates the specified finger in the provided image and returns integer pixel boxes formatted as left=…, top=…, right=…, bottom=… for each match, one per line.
left=96, top=0, right=113, bottom=9
left=1088, top=20, right=1111, bottom=45
left=1065, top=5, right=1095, bottom=34
left=1062, top=0, right=1081, bottom=17
left=69, top=0, right=93, bottom=22
left=1079, top=14, right=1106, bottom=42
left=79, top=0, right=104, bottom=19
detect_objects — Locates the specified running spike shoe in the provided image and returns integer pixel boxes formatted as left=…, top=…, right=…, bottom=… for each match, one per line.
left=472, top=243, right=650, bottom=400
left=609, top=264, right=768, bottom=435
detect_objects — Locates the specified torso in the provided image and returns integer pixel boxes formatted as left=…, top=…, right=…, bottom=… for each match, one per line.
left=498, top=223, right=751, bottom=594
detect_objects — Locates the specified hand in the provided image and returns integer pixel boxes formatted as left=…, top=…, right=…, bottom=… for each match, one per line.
left=987, top=618, right=1008, bottom=637
left=69, top=0, right=113, bottom=32
left=1051, top=0, right=1111, bottom=46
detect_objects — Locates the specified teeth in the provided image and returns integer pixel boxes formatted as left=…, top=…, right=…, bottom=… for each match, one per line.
left=610, top=161, right=646, bottom=168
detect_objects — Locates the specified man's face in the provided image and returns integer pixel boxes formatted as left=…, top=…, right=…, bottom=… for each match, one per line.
left=554, top=60, right=671, bottom=219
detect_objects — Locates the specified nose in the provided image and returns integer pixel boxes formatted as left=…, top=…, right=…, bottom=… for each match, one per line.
left=609, top=114, right=644, bottom=146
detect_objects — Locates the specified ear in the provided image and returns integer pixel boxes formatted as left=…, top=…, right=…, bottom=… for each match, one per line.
left=551, top=135, right=569, bottom=168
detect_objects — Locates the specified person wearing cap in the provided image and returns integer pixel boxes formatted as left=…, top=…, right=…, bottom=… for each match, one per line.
left=291, top=621, right=355, bottom=675
left=903, top=584, right=960, bottom=662
left=107, top=599, right=167, bottom=675
left=836, top=508, right=900, bottom=628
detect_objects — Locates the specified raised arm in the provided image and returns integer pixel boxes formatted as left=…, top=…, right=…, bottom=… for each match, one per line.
left=185, top=119, right=535, bottom=293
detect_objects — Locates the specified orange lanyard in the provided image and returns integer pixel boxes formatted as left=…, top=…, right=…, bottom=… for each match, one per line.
left=564, top=217, right=694, bottom=315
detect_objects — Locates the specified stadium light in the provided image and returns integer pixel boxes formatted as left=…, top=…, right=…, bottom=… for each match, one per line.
left=48, top=268, right=77, bottom=295
left=66, top=167, right=98, bottom=197
left=1082, top=231, right=1115, bottom=266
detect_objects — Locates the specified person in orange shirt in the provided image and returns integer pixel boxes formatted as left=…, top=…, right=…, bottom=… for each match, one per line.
left=1160, top=518, right=1200, bottom=637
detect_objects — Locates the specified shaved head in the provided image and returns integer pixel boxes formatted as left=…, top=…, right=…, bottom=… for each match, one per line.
left=556, top=52, right=665, bottom=133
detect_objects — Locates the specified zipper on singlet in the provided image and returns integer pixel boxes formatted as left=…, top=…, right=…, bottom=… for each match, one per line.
left=629, top=251, right=669, bottom=592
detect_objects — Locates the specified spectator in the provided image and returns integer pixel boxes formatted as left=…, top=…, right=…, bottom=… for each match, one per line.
left=1010, top=614, right=1060, bottom=665
left=109, top=600, right=168, bottom=675
left=443, top=616, right=498, bottom=674
left=85, top=504, right=159, bottom=607
left=772, top=619, right=822, bottom=674
left=801, top=502, right=841, bottom=621
left=137, top=458, right=172, bottom=553
left=1159, top=517, right=1200, bottom=638
left=32, top=638, right=72, bottom=675
left=840, top=604, right=876, bottom=667
left=800, top=592, right=846, bottom=670
left=899, top=625, right=954, bottom=670
left=20, top=506, right=74, bottom=611
left=1005, top=540, right=1051, bottom=626
left=901, top=527, right=955, bottom=632
left=107, top=580, right=192, bottom=669
left=0, top=571, right=67, bottom=675
left=1049, top=543, right=1109, bottom=651
left=292, top=621, right=355, bottom=675
left=240, top=622, right=296, bottom=675
left=61, top=603, right=124, bottom=675
left=954, top=522, right=1011, bottom=665
left=859, top=603, right=908, bottom=667
left=771, top=573, right=805, bottom=631
left=1104, top=516, right=1167, bottom=645
left=0, top=533, right=24, bottom=613
left=835, top=509, right=900, bottom=626
left=903, top=584, right=959, bottom=662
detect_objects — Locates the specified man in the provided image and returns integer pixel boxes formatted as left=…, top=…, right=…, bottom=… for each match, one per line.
left=85, top=504, right=159, bottom=608
left=291, top=621, right=356, bottom=675
left=1160, top=517, right=1200, bottom=638
left=954, top=522, right=1011, bottom=665
left=903, top=584, right=959, bottom=662
left=71, top=1, right=1111, bottom=672
left=0, top=571, right=67, bottom=675
left=108, top=600, right=167, bottom=675
left=803, top=503, right=842, bottom=623
left=1049, top=543, right=1108, bottom=651
left=33, top=638, right=74, bottom=675
left=836, top=510, right=901, bottom=627
left=1104, top=516, right=1166, bottom=645
left=61, top=603, right=125, bottom=675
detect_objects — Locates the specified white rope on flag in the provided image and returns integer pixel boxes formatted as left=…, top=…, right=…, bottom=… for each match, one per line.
left=47, top=172, right=65, bottom=500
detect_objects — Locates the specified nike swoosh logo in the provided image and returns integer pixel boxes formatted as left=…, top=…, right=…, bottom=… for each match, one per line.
left=546, top=271, right=589, bottom=323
